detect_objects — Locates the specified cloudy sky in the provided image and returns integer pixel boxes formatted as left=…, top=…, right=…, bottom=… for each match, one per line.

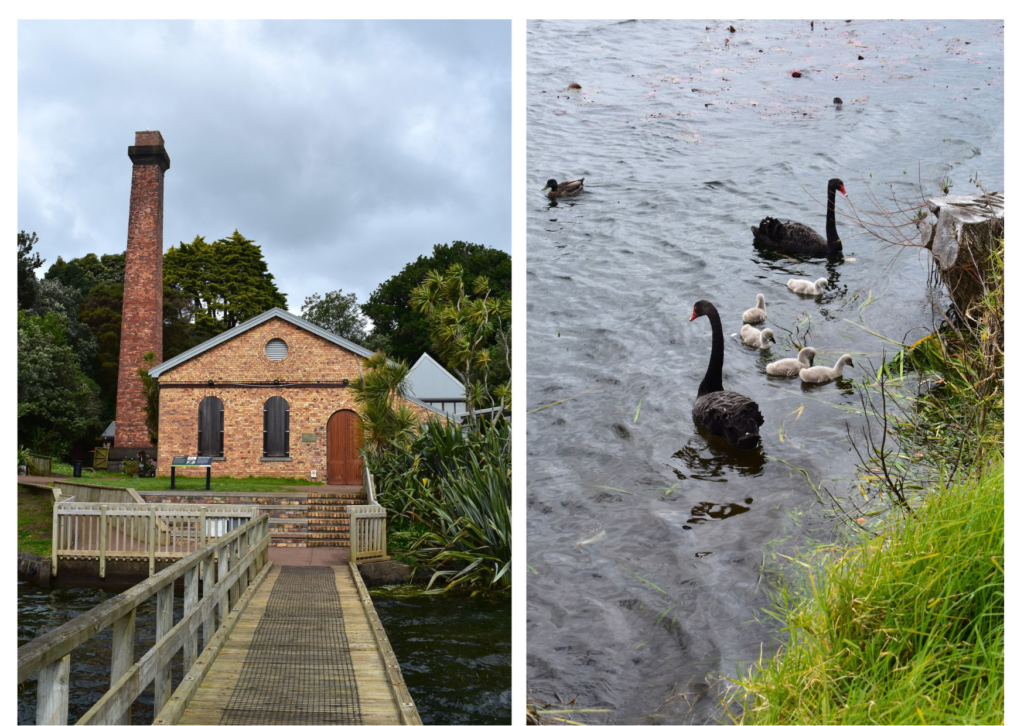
left=18, top=20, right=511, bottom=312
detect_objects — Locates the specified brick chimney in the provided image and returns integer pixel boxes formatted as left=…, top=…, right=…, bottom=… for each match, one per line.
left=114, top=131, right=170, bottom=448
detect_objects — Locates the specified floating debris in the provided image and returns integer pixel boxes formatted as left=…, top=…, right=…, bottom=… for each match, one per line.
left=791, top=70, right=802, bottom=78
left=575, top=530, right=607, bottom=547
left=568, top=82, right=582, bottom=90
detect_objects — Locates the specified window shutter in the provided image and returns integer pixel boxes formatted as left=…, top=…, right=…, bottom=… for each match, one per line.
left=264, top=397, right=289, bottom=457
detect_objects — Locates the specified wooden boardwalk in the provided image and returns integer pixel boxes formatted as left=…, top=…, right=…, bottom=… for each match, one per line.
left=180, top=564, right=416, bottom=725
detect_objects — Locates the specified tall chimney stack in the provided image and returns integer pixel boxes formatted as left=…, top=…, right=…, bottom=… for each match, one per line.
left=114, top=130, right=170, bottom=448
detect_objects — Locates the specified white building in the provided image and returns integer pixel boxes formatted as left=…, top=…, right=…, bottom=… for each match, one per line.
left=406, top=353, right=467, bottom=415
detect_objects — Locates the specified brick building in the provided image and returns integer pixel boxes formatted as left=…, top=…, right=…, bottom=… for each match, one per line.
left=147, top=307, right=442, bottom=482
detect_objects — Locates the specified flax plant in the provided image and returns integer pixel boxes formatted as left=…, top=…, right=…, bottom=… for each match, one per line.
left=363, top=418, right=511, bottom=593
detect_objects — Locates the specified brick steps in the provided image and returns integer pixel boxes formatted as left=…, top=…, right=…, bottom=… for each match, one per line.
left=305, top=492, right=365, bottom=548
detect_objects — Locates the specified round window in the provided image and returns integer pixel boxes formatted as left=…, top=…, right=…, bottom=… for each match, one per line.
left=265, top=338, right=288, bottom=361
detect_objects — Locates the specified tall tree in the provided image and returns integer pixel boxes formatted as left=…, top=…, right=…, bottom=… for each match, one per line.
left=362, top=241, right=511, bottom=365
left=301, top=289, right=368, bottom=343
left=411, top=263, right=511, bottom=419
left=18, top=231, right=44, bottom=310
left=17, top=310, right=101, bottom=457
left=45, top=252, right=125, bottom=295
left=164, top=231, right=287, bottom=338
left=78, top=283, right=124, bottom=423
left=32, top=278, right=99, bottom=373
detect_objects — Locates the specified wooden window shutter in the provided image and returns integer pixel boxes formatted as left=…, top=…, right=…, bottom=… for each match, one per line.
left=264, top=397, right=289, bottom=457
left=198, top=397, right=224, bottom=457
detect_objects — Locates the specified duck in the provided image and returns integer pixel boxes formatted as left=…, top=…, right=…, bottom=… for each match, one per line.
left=787, top=277, right=829, bottom=296
left=766, top=347, right=816, bottom=376
left=542, top=178, right=585, bottom=199
left=799, top=354, right=855, bottom=384
left=690, top=300, right=765, bottom=450
left=740, top=324, right=775, bottom=349
left=751, top=178, right=847, bottom=256
left=742, top=294, right=767, bottom=324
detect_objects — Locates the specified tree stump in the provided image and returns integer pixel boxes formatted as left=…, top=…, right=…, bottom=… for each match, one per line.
left=920, top=191, right=1003, bottom=328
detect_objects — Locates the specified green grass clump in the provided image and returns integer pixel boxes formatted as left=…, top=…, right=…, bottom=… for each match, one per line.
left=730, top=457, right=1004, bottom=725
left=18, top=486, right=54, bottom=558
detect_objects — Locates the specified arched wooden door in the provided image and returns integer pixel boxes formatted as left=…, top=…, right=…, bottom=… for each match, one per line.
left=326, top=410, right=363, bottom=485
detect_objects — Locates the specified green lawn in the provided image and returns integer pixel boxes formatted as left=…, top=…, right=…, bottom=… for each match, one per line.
left=83, top=475, right=323, bottom=492
left=18, top=486, right=54, bottom=558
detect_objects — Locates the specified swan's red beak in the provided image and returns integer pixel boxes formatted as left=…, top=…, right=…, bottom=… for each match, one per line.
left=839, top=185, right=847, bottom=196
left=689, top=308, right=698, bottom=321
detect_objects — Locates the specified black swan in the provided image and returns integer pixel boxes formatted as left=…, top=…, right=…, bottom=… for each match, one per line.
left=751, top=178, right=847, bottom=256
left=542, top=178, right=584, bottom=199
left=742, top=293, right=767, bottom=324
left=690, top=300, right=765, bottom=450
left=800, top=354, right=855, bottom=383
left=766, top=347, right=816, bottom=376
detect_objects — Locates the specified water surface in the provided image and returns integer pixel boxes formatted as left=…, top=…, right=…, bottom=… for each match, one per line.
left=527, top=18, right=1003, bottom=724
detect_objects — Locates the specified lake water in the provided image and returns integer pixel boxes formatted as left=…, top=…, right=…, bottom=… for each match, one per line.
left=18, top=582, right=511, bottom=725
left=526, top=18, right=1003, bottom=724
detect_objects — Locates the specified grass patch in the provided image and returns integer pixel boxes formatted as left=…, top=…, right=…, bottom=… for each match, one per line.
left=80, top=475, right=322, bottom=492
left=729, top=457, right=1004, bottom=725
left=18, top=486, right=54, bottom=558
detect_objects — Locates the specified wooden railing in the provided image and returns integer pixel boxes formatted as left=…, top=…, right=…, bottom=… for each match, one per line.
left=29, top=453, right=53, bottom=477
left=53, top=502, right=260, bottom=577
left=351, top=468, right=387, bottom=562
left=19, top=514, right=271, bottom=726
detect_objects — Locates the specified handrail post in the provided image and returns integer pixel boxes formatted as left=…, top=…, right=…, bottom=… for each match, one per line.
left=351, top=511, right=360, bottom=562
left=154, top=583, right=174, bottom=712
left=51, top=504, right=59, bottom=577
left=200, top=506, right=207, bottom=548
left=217, top=543, right=229, bottom=625
left=203, top=552, right=215, bottom=650
left=99, top=505, right=107, bottom=579
left=36, top=653, right=70, bottom=726
left=111, top=607, right=136, bottom=724
left=183, top=563, right=199, bottom=670
left=148, top=505, right=156, bottom=577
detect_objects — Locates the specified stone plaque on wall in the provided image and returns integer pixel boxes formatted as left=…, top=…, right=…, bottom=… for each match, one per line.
left=301, top=433, right=316, bottom=443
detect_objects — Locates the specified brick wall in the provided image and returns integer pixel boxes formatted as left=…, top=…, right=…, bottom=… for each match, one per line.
left=157, top=317, right=439, bottom=479
left=115, top=131, right=169, bottom=448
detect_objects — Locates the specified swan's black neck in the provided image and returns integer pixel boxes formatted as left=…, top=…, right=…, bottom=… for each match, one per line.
left=698, top=307, right=725, bottom=397
left=825, top=186, right=841, bottom=253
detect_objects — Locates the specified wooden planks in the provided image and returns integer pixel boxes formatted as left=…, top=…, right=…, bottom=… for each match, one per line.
left=180, top=565, right=407, bottom=725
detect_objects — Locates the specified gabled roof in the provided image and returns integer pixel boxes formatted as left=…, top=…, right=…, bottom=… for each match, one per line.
left=145, top=307, right=445, bottom=415
left=148, top=307, right=375, bottom=379
left=406, top=352, right=465, bottom=400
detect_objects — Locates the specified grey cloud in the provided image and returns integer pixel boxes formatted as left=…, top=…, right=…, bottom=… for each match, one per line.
left=19, top=19, right=511, bottom=309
